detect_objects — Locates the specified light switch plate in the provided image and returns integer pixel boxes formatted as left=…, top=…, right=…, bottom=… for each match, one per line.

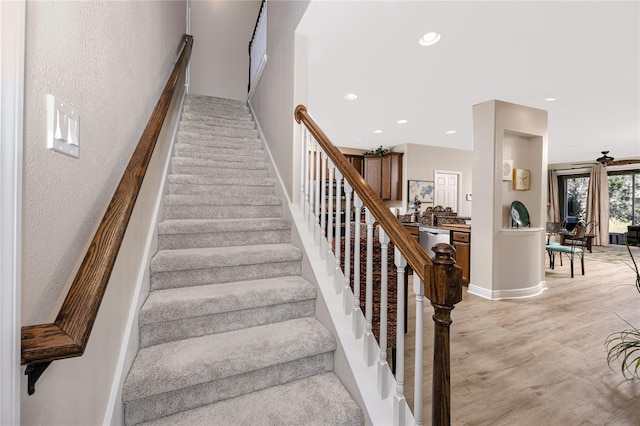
left=46, top=94, right=79, bottom=158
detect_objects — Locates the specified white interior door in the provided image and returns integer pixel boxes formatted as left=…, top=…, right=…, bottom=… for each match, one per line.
left=434, top=171, right=458, bottom=211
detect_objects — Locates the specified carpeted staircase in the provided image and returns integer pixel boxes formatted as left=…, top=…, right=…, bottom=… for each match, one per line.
left=122, top=95, right=364, bottom=425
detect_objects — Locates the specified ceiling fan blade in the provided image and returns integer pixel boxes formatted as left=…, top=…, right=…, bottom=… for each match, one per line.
left=610, top=159, right=640, bottom=166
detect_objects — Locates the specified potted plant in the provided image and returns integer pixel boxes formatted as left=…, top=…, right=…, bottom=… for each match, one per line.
left=606, top=241, right=640, bottom=379
left=362, top=146, right=388, bottom=156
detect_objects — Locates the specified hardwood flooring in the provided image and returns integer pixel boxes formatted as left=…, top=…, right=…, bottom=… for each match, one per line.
left=401, top=253, right=640, bottom=425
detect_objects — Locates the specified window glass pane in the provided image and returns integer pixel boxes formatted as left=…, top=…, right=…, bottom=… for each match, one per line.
left=635, top=173, right=640, bottom=226
left=565, top=176, right=588, bottom=222
left=608, top=174, right=633, bottom=233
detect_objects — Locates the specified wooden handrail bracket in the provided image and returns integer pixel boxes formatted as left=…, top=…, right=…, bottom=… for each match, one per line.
left=21, top=35, right=193, bottom=393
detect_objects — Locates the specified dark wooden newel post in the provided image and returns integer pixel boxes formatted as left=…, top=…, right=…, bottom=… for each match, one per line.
left=427, top=243, right=463, bottom=426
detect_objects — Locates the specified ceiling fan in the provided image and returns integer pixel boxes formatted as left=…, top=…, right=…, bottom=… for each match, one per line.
left=571, top=151, right=640, bottom=167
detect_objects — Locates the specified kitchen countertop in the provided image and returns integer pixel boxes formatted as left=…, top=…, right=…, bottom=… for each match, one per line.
left=400, top=222, right=471, bottom=232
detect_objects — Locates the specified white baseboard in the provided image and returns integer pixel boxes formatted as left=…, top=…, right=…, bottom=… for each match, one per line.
left=468, top=280, right=548, bottom=300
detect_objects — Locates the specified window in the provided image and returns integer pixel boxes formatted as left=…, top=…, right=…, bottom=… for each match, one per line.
left=608, top=170, right=640, bottom=233
left=559, top=174, right=589, bottom=222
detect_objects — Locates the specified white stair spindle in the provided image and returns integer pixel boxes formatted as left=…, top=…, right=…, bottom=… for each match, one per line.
left=303, top=130, right=310, bottom=218
left=343, top=181, right=353, bottom=313
left=299, top=126, right=305, bottom=209
left=307, top=140, right=315, bottom=231
left=363, top=208, right=376, bottom=366
left=393, top=247, right=407, bottom=426
left=333, top=169, right=343, bottom=293
left=314, top=148, right=321, bottom=244
left=377, top=226, right=390, bottom=398
left=414, top=276, right=425, bottom=426
left=326, top=161, right=335, bottom=270
left=320, top=152, right=327, bottom=256
left=352, top=193, right=363, bottom=338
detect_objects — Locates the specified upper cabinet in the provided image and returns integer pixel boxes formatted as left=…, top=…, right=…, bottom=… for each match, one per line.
left=344, top=154, right=364, bottom=176
left=364, top=152, right=403, bottom=201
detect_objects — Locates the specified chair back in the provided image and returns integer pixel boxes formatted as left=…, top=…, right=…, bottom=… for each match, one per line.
left=546, top=222, right=562, bottom=233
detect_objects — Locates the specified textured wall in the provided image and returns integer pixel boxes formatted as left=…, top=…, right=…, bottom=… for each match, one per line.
left=21, top=1, right=186, bottom=424
left=189, top=0, right=261, bottom=100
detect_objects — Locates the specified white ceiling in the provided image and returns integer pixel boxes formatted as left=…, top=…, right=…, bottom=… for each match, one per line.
left=297, top=1, right=640, bottom=165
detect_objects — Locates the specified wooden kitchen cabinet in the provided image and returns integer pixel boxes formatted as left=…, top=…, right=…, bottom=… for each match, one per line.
left=364, top=152, right=403, bottom=201
left=344, top=154, right=364, bottom=176
left=451, top=230, right=470, bottom=286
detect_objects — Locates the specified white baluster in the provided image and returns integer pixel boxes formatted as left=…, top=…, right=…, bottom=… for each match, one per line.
left=326, top=161, right=335, bottom=270
left=363, top=208, right=376, bottom=366
left=303, top=130, right=310, bottom=218
left=414, top=276, right=425, bottom=426
left=333, top=169, right=343, bottom=293
left=314, top=148, right=321, bottom=244
left=320, top=152, right=327, bottom=256
left=352, top=193, right=363, bottom=338
left=377, top=226, right=390, bottom=398
left=307, top=140, right=315, bottom=231
left=343, top=181, right=353, bottom=313
left=299, top=126, right=305, bottom=209
left=393, top=247, right=407, bottom=426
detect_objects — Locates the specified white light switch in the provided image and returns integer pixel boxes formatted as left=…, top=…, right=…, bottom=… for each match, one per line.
left=47, top=94, right=79, bottom=158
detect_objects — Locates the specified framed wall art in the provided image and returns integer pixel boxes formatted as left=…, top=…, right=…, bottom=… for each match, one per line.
left=408, top=179, right=434, bottom=204
left=513, top=168, right=530, bottom=191
left=502, top=160, right=513, bottom=181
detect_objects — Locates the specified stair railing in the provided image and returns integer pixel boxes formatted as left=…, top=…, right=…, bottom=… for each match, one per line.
left=295, top=105, right=463, bottom=426
left=20, top=34, right=194, bottom=395
left=247, top=0, right=267, bottom=95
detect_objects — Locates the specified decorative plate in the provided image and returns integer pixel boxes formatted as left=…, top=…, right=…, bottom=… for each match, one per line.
left=510, top=200, right=530, bottom=227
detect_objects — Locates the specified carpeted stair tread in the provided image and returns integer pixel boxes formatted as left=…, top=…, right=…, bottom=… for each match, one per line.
left=171, top=156, right=268, bottom=169
left=174, top=141, right=263, bottom=156
left=139, top=276, right=315, bottom=325
left=163, top=193, right=280, bottom=207
left=139, top=373, right=364, bottom=426
left=158, top=218, right=290, bottom=235
left=178, top=124, right=257, bottom=139
left=178, top=119, right=255, bottom=133
left=150, top=243, right=302, bottom=273
left=123, top=317, right=336, bottom=401
left=169, top=166, right=270, bottom=179
left=185, top=94, right=247, bottom=109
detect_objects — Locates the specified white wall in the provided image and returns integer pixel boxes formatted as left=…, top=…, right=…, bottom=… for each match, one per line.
left=249, top=0, right=311, bottom=202
left=189, top=0, right=262, bottom=100
left=402, top=143, right=473, bottom=217
left=21, top=2, right=186, bottom=424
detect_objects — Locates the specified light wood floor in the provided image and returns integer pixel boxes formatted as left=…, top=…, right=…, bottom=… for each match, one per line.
left=401, top=254, right=640, bottom=425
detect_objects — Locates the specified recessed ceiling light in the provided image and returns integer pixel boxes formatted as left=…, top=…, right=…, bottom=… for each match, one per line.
left=373, top=129, right=383, bottom=134
left=545, top=96, right=559, bottom=101
left=344, top=93, right=358, bottom=100
left=396, top=119, right=408, bottom=124
left=445, top=130, right=456, bottom=135
left=419, top=32, right=441, bottom=46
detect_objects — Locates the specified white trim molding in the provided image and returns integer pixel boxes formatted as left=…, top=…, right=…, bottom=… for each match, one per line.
left=1, top=0, right=25, bottom=423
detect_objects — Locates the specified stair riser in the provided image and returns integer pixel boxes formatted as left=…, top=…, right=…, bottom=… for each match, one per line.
left=180, top=116, right=255, bottom=129
left=184, top=100, right=248, bottom=111
left=163, top=205, right=282, bottom=220
left=174, top=144, right=263, bottom=157
left=167, top=176, right=275, bottom=187
left=151, top=260, right=300, bottom=290
left=174, top=149, right=265, bottom=162
left=172, top=158, right=268, bottom=170
left=167, top=183, right=275, bottom=196
left=179, top=124, right=257, bottom=139
left=177, top=135, right=261, bottom=149
left=124, top=352, right=333, bottom=425
left=170, top=166, right=270, bottom=178
left=183, top=104, right=249, bottom=116
left=158, top=229, right=290, bottom=250
left=140, top=300, right=315, bottom=347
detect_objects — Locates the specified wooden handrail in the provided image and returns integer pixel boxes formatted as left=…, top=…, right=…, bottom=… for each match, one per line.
left=21, top=35, right=193, bottom=377
left=295, top=104, right=463, bottom=426
left=294, top=105, right=433, bottom=284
